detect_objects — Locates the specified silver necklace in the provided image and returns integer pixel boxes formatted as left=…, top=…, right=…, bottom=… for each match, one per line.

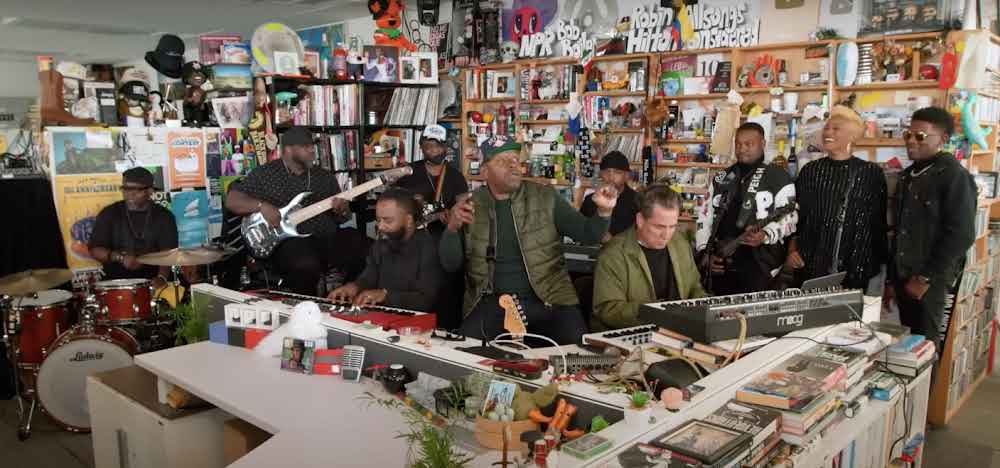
left=910, top=160, right=935, bottom=178
left=282, top=158, right=311, bottom=191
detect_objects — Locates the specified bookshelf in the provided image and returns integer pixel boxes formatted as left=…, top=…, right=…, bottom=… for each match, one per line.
left=926, top=31, right=1000, bottom=427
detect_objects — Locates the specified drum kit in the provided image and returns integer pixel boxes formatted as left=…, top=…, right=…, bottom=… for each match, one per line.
left=1, top=247, right=224, bottom=440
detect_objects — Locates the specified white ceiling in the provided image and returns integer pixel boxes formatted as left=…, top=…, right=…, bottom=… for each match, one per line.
left=0, top=0, right=371, bottom=64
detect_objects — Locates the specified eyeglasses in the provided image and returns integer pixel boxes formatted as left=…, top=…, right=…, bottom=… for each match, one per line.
left=902, top=130, right=940, bottom=142
left=120, top=185, right=151, bottom=192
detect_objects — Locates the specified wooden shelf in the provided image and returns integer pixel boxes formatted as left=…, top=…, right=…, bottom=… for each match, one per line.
left=519, top=120, right=565, bottom=125
left=438, top=117, right=461, bottom=123
left=734, top=39, right=835, bottom=52
left=525, top=99, right=570, bottom=104
left=656, top=161, right=728, bottom=169
left=588, top=53, right=652, bottom=63
left=836, top=80, right=939, bottom=91
left=662, top=138, right=711, bottom=145
left=851, top=31, right=945, bottom=44
left=658, top=93, right=728, bottom=101
left=467, top=98, right=516, bottom=103
left=856, top=138, right=904, bottom=146
left=735, top=85, right=828, bottom=93
left=944, top=370, right=988, bottom=422
left=597, top=128, right=645, bottom=134
left=659, top=47, right=733, bottom=57
left=583, top=90, right=648, bottom=97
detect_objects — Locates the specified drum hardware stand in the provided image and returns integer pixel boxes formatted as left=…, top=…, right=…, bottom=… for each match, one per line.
left=3, top=294, right=33, bottom=442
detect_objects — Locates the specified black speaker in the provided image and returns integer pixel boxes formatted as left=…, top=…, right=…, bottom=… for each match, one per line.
left=417, top=0, right=440, bottom=26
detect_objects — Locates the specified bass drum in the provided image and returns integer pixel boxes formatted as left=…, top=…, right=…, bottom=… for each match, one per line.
left=35, top=326, right=138, bottom=431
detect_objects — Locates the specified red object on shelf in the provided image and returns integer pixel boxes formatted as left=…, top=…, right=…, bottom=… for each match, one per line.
left=330, top=310, right=437, bottom=333
left=244, top=329, right=270, bottom=349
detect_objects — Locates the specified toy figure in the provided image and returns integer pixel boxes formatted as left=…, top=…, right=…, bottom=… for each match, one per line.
left=347, top=36, right=366, bottom=80
left=501, top=41, right=519, bottom=63
left=884, top=2, right=901, bottom=28
left=368, top=0, right=417, bottom=52
left=921, top=4, right=939, bottom=25
left=870, top=14, right=885, bottom=32
left=902, top=3, right=918, bottom=24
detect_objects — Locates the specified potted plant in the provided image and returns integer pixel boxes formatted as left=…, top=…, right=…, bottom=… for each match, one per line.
left=361, top=392, right=473, bottom=468
left=624, top=391, right=652, bottom=426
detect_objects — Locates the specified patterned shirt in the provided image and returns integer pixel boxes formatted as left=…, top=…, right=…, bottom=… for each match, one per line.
left=235, top=159, right=343, bottom=237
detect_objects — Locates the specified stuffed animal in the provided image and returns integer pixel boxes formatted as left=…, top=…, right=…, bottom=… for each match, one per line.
left=368, top=0, right=417, bottom=52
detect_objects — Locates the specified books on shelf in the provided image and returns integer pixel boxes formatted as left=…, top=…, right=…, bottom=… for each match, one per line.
left=383, top=87, right=438, bottom=126
left=605, top=134, right=643, bottom=163
left=803, top=344, right=868, bottom=379
left=868, top=371, right=902, bottom=401
left=284, top=85, right=358, bottom=127
left=315, top=131, right=358, bottom=172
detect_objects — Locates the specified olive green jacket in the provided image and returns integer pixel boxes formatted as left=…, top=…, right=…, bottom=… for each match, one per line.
left=591, top=227, right=706, bottom=331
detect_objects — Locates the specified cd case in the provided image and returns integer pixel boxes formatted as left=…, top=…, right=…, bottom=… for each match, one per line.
left=281, top=337, right=316, bottom=374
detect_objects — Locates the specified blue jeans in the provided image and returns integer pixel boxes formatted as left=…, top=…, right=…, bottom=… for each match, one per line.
left=458, top=294, right=588, bottom=345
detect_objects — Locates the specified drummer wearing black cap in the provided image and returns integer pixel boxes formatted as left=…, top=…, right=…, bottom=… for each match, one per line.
left=89, top=167, right=177, bottom=283
left=225, top=127, right=351, bottom=295
left=580, top=151, right=639, bottom=241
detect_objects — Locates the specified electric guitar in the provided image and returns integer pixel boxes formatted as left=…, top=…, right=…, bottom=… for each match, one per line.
left=417, top=201, right=448, bottom=229
left=499, top=294, right=528, bottom=341
left=241, top=166, right=411, bottom=258
left=698, top=204, right=796, bottom=279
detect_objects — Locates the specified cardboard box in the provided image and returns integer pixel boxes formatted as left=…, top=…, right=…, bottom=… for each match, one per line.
left=223, top=418, right=272, bottom=465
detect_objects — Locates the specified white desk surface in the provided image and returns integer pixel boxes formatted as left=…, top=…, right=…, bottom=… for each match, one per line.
left=163, top=286, right=893, bottom=467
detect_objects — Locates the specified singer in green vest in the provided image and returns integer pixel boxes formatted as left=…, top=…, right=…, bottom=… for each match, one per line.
left=439, top=135, right=617, bottom=344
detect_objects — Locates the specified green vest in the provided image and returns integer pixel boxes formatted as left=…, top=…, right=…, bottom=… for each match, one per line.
left=462, top=182, right=577, bottom=316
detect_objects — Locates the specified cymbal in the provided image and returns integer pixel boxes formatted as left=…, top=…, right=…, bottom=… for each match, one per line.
left=137, top=247, right=225, bottom=267
left=0, top=269, right=73, bottom=296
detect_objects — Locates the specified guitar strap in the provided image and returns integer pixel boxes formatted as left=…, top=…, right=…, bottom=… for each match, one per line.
left=433, top=164, right=446, bottom=203
left=829, top=162, right=860, bottom=274
left=738, top=165, right=767, bottom=229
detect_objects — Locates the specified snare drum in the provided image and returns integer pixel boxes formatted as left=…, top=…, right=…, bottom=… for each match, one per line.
left=5, top=290, right=73, bottom=365
left=94, top=279, right=154, bottom=324
left=35, top=325, right=139, bottom=432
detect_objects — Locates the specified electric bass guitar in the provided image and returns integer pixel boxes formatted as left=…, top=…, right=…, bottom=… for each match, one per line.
left=698, top=204, right=796, bottom=279
left=241, top=166, right=411, bottom=258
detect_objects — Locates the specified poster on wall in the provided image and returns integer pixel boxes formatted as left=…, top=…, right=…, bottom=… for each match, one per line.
left=297, top=23, right=346, bottom=54
left=50, top=130, right=118, bottom=175
left=52, top=174, right=122, bottom=270
left=170, top=190, right=210, bottom=248
left=166, top=130, right=206, bottom=190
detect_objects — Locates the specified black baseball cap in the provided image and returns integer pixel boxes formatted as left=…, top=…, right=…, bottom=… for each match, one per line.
left=122, top=167, right=154, bottom=188
left=281, top=127, right=315, bottom=146
left=599, top=151, right=630, bottom=171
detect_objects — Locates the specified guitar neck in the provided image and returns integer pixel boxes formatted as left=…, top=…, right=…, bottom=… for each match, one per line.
left=286, top=177, right=384, bottom=225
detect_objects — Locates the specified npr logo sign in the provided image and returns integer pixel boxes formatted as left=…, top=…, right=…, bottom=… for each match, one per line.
left=776, top=314, right=804, bottom=327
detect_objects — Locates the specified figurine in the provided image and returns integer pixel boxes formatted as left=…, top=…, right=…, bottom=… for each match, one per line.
left=368, top=0, right=417, bottom=52
left=921, top=4, right=939, bottom=26
left=501, top=41, right=519, bottom=63
left=884, top=2, right=901, bottom=28
left=347, top=36, right=366, bottom=80
left=902, top=3, right=918, bottom=24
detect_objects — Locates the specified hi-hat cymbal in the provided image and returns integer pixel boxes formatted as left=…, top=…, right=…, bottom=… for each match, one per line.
left=0, top=269, right=73, bottom=296
left=137, top=247, right=225, bottom=267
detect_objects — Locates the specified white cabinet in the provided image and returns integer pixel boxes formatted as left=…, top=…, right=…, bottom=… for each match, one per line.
left=87, top=366, right=230, bottom=468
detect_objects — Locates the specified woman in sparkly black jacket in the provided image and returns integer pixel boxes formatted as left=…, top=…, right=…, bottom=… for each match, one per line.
left=786, top=106, right=888, bottom=292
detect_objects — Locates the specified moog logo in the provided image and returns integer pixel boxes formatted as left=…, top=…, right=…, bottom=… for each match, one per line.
left=776, top=314, right=804, bottom=327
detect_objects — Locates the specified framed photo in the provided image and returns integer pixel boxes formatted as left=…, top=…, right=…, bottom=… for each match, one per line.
left=492, top=72, right=515, bottom=98
left=400, top=56, right=420, bottom=84
left=280, top=337, right=316, bottom=374
left=974, top=171, right=998, bottom=199
left=273, top=51, right=301, bottom=75
left=363, top=45, right=400, bottom=83
left=481, top=380, right=516, bottom=416
left=651, top=419, right=751, bottom=465
left=302, top=50, right=321, bottom=78
left=413, top=52, right=439, bottom=84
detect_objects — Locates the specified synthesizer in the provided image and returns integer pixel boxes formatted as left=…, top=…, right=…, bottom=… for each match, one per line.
left=582, top=324, right=659, bottom=351
left=549, top=353, right=621, bottom=374
left=255, top=290, right=437, bottom=332
left=638, top=288, right=863, bottom=343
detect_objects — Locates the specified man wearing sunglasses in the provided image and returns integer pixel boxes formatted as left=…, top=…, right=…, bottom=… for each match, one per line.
left=89, top=167, right=177, bottom=283
left=892, top=107, right=977, bottom=347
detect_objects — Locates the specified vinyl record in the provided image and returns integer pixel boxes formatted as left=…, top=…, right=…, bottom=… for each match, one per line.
left=754, top=65, right=774, bottom=87
left=251, top=23, right=305, bottom=74
left=836, top=42, right=859, bottom=87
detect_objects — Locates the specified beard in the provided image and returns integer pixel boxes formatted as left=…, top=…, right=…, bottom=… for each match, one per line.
left=381, top=228, right=408, bottom=252
left=425, top=154, right=446, bottom=165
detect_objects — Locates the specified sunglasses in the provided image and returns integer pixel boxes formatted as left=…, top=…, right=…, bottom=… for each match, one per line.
left=121, top=185, right=151, bottom=192
left=902, top=130, right=940, bottom=142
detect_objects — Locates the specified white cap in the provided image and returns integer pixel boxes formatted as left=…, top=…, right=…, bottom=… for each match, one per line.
left=421, top=124, right=447, bottom=143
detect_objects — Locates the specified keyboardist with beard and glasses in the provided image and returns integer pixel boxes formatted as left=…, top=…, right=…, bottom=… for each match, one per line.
left=591, top=184, right=705, bottom=331
left=327, top=188, right=443, bottom=311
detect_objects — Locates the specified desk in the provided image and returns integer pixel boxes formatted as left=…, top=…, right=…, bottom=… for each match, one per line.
left=119, top=286, right=927, bottom=468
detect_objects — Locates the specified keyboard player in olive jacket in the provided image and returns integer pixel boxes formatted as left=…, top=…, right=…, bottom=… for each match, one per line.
left=592, top=185, right=705, bottom=331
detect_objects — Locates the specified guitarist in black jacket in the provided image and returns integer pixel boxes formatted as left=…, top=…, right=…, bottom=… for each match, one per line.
left=695, top=123, right=797, bottom=295
left=225, top=127, right=352, bottom=295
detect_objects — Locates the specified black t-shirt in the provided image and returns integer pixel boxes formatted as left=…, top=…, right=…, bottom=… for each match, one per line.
left=235, top=159, right=343, bottom=237
left=641, top=245, right=679, bottom=301
left=581, top=185, right=639, bottom=236
left=88, top=201, right=178, bottom=280
left=394, top=161, right=469, bottom=236
left=354, top=230, right=444, bottom=311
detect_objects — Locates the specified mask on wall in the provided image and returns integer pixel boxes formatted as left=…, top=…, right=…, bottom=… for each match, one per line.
left=502, top=0, right=557, bottom=43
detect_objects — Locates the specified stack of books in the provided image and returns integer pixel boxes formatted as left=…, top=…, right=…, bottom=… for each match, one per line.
left=877, top=334, right=936, bottom=377
left=804, top=344, right=869, bottom=391
left=651, top=328, right=772, bottom=373
left=289, top=85, right=358, bottom=127
left=384, top=88, right=438, bottom=126
left=868, top=371, right=903, bottom=401
left=735, top=353, right=845, bottom=446
left=703, top=401, right=782, bottom=467
left=315, top=131, right=358, bottom=172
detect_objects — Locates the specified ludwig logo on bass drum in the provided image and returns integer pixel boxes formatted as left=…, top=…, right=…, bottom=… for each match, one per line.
left=69, top=351, right=104, bottom=362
